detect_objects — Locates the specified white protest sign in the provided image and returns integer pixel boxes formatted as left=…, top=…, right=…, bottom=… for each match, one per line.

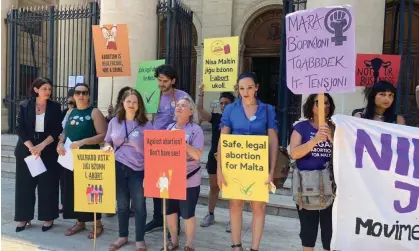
left=331, top=115, right=419, bottom=251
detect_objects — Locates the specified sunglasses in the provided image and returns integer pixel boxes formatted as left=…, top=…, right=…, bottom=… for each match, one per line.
left=315, top=100, right=330, bottom=107
left=74, top=90, right=89, bottom=96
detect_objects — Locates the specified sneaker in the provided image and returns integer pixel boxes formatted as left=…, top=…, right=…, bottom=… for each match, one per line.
left=226, top=221, right=231, bottom=233
left=145, top=218, right=163, bottom=233
left=200, top=213, right=215, bottom=227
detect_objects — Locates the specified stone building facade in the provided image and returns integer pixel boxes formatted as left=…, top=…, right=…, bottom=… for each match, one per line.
left=2, top=0, right=418, bottom=132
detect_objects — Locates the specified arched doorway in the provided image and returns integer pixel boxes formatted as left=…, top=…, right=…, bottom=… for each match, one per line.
left=242, top=8, right=281, bottom=106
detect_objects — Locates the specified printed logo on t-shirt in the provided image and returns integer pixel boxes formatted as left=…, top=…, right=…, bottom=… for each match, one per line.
left=131, top=131, right=140, bottom=137
left=309, top=132, right=332, bottom=157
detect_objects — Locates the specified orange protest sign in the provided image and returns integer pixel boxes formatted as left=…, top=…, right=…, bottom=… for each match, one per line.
left=144, top=130, right=187, bottom=200
left=92, top=24, right=131, bottom=77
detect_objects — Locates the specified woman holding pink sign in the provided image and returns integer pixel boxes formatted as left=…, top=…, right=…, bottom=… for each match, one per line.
left=162, top=96, right=204, bottom=251
left=217, top=72, right=278, bottom=251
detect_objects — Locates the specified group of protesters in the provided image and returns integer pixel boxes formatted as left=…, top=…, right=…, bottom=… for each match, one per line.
left=13, top=61, right=405, bottom=251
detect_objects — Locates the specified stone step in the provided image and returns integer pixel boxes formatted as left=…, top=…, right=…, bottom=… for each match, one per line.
left=1, top=150, right=15, bottom=163
left=198, top=184, right=297, bottom=218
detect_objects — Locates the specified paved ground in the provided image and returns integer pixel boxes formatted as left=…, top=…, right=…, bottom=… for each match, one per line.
left=0, top=177, right=324, bottom=251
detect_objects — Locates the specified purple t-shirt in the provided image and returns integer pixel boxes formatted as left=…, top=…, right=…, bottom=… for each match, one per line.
left=105, top=117, right=153, bottom=171
left=167, top=122, right=204, bottom=188
left=153, top=89, right=190, bottom=130
left=293, top=120, right=332, bottom=171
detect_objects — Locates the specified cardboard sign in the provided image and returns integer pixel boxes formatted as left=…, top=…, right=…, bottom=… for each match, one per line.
left=73, top=150, right=116, bottom=214
left=203, top=36, right=239, bottom=92
left=356, top=54, right=401, bottom=87
left=331, top=115, right=419, bottom=251
left=220, top=134, right=269, bottom=202
left=92, top=24, right=131, bottom=77
left=136, top=59, right=166, bottom=114
left=285, top=6, right=356, bottom=94
left=144, top=130, right=187, bottom=200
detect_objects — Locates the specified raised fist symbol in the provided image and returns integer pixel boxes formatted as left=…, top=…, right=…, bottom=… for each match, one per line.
left=325, top=8, right=351, bottom=46
left=330, top=11, right=347, bottom=31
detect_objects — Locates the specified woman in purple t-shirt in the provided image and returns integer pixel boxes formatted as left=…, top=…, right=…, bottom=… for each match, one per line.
left=103, top=88, right=152, bottom=251
left=289, top=93, right=335, bottom=251
left=163, top=96, right=204, bottom=251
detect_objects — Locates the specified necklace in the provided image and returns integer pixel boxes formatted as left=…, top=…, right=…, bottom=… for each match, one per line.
left=375, top=113, right=384, bottom=121
left=36, top=103, right=46, bottom=112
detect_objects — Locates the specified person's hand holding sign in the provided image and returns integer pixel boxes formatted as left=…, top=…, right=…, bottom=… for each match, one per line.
left=102, top=145, right=113, bottom=152
left=314, top=124, right=329, bottom=143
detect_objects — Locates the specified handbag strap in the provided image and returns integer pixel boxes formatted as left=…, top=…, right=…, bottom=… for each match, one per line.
left=187, top=166, right=201, bottom=179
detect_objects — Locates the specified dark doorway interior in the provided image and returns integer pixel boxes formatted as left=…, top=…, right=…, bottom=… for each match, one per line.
left=251, top=57, right=280, bottom=107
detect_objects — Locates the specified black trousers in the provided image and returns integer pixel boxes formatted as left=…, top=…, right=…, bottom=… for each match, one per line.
left=297, top=204, right=333, bottom=250
left=14, top=146, right=60, bottom=222
left=61, top=168, right=102, bottom=222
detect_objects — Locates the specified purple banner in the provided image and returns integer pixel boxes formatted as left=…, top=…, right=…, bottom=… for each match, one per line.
left=286, top=6, right=356, bottom=94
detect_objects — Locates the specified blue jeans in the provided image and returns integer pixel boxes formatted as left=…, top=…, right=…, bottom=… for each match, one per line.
left=116, top=161, right=146, bottom=241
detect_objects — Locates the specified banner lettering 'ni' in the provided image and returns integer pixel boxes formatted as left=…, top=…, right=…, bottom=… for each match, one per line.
left=331, top=115, right=419, bottom=251
left=203, top=36, right=239, bottom=92
left=356, top=54, right=401, bottom=87
left=144, top=130, right=187, bottom=200
left=73, top=150, right=116, bottom=213
left=136, top=59, right=166, bottom=114
left=286, top=6, right=356, bottom=94
left=221, top=135, right=269, bottom=202
left=92, top=24, right=131, bottom=77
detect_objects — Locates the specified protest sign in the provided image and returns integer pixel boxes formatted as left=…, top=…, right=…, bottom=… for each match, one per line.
left=136, top=59, right=165, bottom=113
left=220, top=134, right=269, bottom=202
left=203, top=36, right=239, bottom=92
left=73, top=150, right=116, bottom=214
left=356, top=54, right=401, bottom=87
left=144, top=130, right=187, bottom=200
left=331, top=115, right=419, bottom=251
left=92, top=24, right=131, bottom=77
left=285, top=6, right=356, bottom=94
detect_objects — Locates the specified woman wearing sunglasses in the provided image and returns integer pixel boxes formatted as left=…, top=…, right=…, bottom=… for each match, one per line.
left=103, top=88, right=152, bottom=251
left=57, top=83, right=107, bottom=239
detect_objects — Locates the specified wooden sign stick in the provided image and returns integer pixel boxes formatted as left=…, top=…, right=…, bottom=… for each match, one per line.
left=110, top=77, right=114, bottom=105
left=318, top=93, right=326, bottom=126
left=163, top=198, right=167, bottom=251
left=93, top=212, right=97, bottom=251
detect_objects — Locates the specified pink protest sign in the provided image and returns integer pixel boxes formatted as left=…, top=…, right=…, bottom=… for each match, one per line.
left=286, top=6, right=356, bottom=94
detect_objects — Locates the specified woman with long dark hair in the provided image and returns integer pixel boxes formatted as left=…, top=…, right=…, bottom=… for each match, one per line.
left=217, top=73, right=278, bottom=251
left=354, top=81, right=405, bottom=124
left=289, top=94, right=335, bottom=251
left=57, top=83, right=107, bottom=239
left=14, top=77, right=62, bottom=232
left=104, top=88, right=152, bottom=251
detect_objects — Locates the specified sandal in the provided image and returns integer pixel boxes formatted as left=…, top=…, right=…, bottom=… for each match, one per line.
left=108, top=239, right=128, bottom=251
left=64, top=222, right=86, bottom=236
left=231, top=243, right=244, bottom=251
left=88, top=223, right=104, bottom=239
left=184, top=247, right=195, bottom=251
left=160, top=241, right=179, bottom=251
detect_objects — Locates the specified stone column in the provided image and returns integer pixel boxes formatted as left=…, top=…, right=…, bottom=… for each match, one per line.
left=194, top=45, right=204, bottom=98
left=238, top=44, right=246, bottom=74
left=1, top=0, right=17, bottom=132
left=301, top=0, right=386, bottom=116
left=97, top=0, right=157, bottom=113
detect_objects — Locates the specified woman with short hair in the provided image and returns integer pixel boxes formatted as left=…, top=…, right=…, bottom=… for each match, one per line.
left=14, top=77, right=62, bottom=232
left=162, top=96, right=204, bottom=251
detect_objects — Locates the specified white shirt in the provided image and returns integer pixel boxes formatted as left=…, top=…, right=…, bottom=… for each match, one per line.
left=35, top=113, right=45, bottom=132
